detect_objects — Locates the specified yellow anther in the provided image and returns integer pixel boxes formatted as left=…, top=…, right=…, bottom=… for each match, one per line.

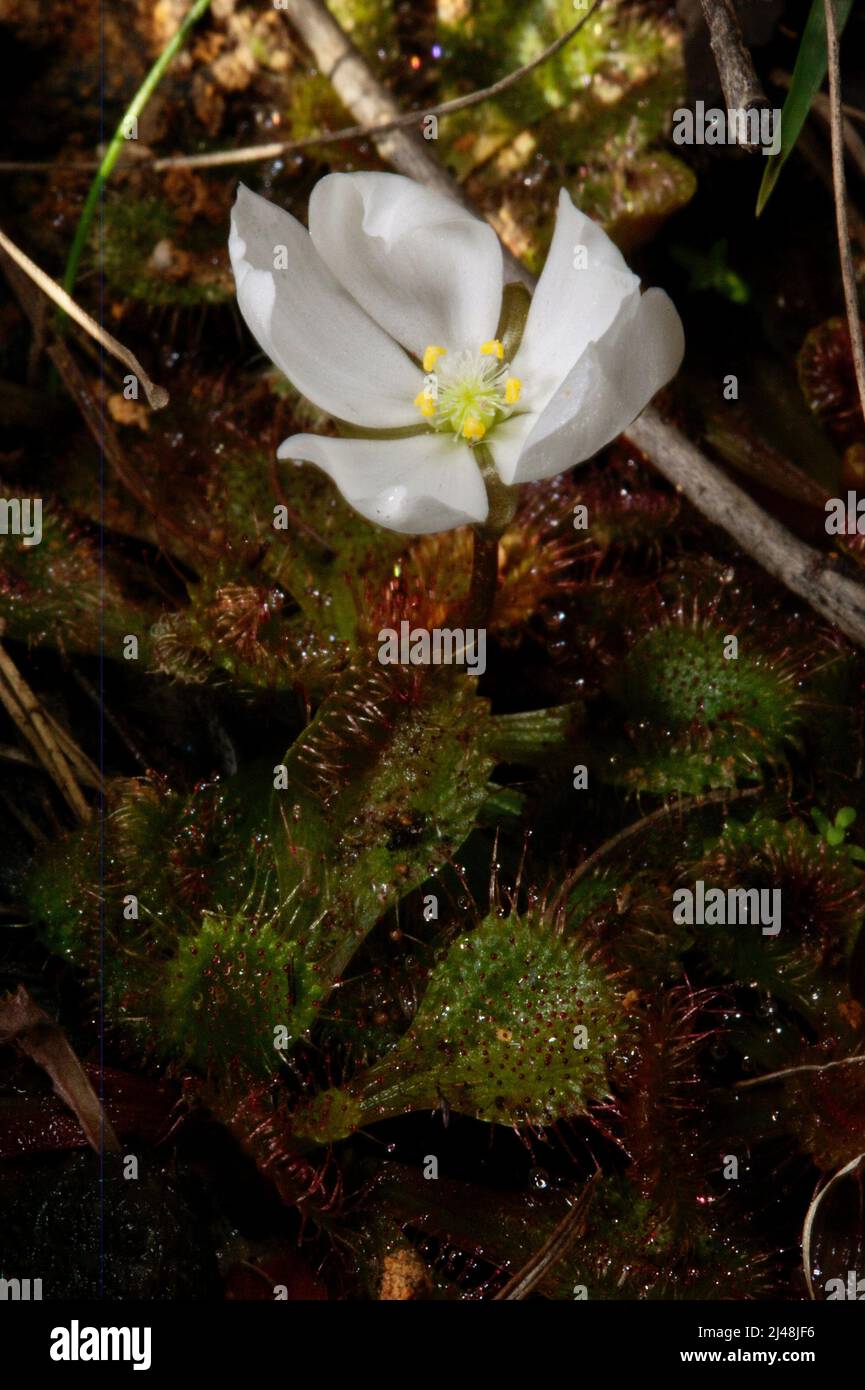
left=413, top=388, right=436, bottom=419
left=422, top=344, right=447, bottom=372
left=480, top=339, right=504, bottom=360
left=505, top=377, right=521, bottom=405
left=462, top=416, right=486, bottom=441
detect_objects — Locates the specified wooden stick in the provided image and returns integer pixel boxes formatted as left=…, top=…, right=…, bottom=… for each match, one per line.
left=0, top=632, right=92, bottom=822
left=627, top=408, right=865, bottom=646
left=0, top=227, right=168, bottom=410
left=824, top=0, right=865, bottom=428
left=148, top=0, right=604, bottom=174
left=699, top=0, right=769, bottom=149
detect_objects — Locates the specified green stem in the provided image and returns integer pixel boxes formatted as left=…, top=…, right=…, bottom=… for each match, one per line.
left=61, top=0, right=213, bottom=303
left=465, top=528, right=501, bottom=632
left=464, top=444, right=519, bottom=630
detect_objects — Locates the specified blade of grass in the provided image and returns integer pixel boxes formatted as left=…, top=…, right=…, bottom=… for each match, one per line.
left=61, top=0, right=212, bottom=300
left=757, top=0, right=853, bottom=216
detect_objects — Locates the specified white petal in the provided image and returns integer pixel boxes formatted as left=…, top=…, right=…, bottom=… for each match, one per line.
left=500, top=288, right=685, bottom=485
left=487, top=411, right=539, bottom=487
left=229, top=184, right=422, bottom=428
left=277, top=431, right=489, bottom=535
left=308, top=172, right=503, bottom=357
left=511, top=189, right=640, bottom=410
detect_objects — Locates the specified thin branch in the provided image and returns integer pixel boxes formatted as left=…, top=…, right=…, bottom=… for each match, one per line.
left=824, top=0, right=865, bottom=427
left=148, top=0, right=604, bottom=173
left=699, top=0, right=769, bottom=147
left=0, top=228, right=168, bottom=410
left=626, top=407, right=865, bottom=647
left=737, top=1052, right=865, bottom=1089
left=0, top=625, right=92, bottom=823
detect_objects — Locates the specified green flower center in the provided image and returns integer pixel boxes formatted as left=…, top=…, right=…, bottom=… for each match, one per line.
left=413, top=340, right=522, bottom=442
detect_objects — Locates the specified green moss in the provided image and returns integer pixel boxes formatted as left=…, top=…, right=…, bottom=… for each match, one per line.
left=101, top=196, right=231, bottom=307
left=439, top=2, right=692, bottom=258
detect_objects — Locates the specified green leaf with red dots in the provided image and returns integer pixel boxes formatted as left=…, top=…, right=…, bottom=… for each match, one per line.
left=293, top=909, right=620, bottom=1143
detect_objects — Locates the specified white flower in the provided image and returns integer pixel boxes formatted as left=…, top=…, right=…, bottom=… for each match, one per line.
left=229, top=173, right=684, bottom=535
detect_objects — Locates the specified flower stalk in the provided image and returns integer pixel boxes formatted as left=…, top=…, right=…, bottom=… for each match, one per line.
left=464, top=444, right=518, bottom=630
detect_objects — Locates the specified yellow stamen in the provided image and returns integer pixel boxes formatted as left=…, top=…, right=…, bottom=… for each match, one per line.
left=462, top=416, right=486, bottom=441
left=422, top=344, right=447, bottom=372
left=480, top=339, right=504, bottom=360
left=505, top=377, right=521, bottom=405
left=413, top=388, right=436, bottom=418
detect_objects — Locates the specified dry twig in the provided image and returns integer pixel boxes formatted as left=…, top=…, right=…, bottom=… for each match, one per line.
left=0, top=227, right=168, bottom=410
left=699, top=0, right=769, bottom=148
left=150, top=0, right=604, bottom=174
left=0, top=624, right=93, bottom=822
left=823, top=0, right=865, bottom=428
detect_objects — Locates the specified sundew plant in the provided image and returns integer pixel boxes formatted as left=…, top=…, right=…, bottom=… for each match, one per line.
left=1, top=0, right=865, bottom=1315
